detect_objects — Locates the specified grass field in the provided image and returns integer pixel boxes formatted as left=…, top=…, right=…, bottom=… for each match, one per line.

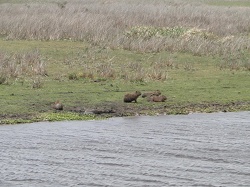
left=0, top=0, right=249, bottom=124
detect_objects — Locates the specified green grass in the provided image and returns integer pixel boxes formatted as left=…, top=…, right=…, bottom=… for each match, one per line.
left=0, top=38, right=249, bottom=124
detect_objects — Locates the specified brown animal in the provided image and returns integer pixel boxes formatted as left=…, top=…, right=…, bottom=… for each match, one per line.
left=52, top=100, right=63, bottom=110
left=124, top=91, right=141, bottom=103
left=147, top=95, right=167, bottom=102
left=142, top=90, right=161, bottom=98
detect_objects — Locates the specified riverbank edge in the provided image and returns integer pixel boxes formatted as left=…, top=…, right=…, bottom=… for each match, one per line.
left=1, top=101, right=250, bottom=125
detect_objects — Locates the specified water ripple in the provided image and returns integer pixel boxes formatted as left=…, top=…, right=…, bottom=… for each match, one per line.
left=0, top=111, right=250, bottom=186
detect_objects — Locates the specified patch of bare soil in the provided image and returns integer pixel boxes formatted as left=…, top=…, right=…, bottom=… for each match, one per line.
left=68, top=101, right=250, bottom=117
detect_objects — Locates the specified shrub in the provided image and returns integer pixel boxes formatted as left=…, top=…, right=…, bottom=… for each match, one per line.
left=125, top=26, right=186, bottom=40
left=68, top=72, right=78, bottom=80
left=0, top=50, right=47, bottom=82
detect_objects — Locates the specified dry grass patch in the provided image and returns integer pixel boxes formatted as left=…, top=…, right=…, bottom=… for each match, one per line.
left=0, top=0, right=249, bottom=56
left=0, top=49, right=47, bottom=84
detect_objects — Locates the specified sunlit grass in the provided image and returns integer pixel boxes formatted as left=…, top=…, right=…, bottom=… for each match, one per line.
left=41, top=112, right=99, bottom=122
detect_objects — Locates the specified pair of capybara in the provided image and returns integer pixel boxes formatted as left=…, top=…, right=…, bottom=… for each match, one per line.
left=124, top=90, right=167, bottom=103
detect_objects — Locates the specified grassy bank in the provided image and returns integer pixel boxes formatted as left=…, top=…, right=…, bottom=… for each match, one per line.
left=0, top=0, right=250, bottom=124
left=0, top=39, right=249, bottom=124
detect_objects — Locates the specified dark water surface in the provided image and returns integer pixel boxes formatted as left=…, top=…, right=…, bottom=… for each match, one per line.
left=0, top=112, right=250, bottom=187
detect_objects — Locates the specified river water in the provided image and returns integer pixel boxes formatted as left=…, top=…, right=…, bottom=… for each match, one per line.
left=0, top=112, right=250, bottom=187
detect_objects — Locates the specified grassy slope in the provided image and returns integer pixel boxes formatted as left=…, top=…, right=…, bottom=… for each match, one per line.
left=0, top=39, right=249, bottom=123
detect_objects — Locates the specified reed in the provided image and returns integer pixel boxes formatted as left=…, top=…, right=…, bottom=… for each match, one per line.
left=0, top=49, right=47, bottom=83
left=0, top=0, right=249, bottom=56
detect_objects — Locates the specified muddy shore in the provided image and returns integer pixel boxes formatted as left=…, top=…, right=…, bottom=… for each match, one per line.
left=1, top=101, right=250, bottom=124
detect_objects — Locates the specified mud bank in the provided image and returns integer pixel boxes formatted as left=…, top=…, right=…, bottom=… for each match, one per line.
left=1, top=101, right=250, bottom=124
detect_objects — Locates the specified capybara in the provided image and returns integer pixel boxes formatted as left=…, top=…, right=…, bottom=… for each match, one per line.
left=147, top=95, right=167, bottom=102
left=142, top=90, right=161, bottom=98
left=52, top=100, right=63, bottom=110
left=124, top=91, right=141, bottom=103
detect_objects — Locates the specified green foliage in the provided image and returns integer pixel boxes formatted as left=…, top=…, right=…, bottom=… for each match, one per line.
left=125, top=26, right=219, bottom=41
left=1, top=119, right=35, bottom=124
left=41, top=112, right=98, bottom=122
left=68, top=72, right=78, bottom=80
left=0, top=112, right=100, bottom=124
left=125, top=26, right=186, bottom=39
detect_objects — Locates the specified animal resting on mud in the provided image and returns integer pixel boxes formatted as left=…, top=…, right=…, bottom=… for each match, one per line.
left=147, top=95, right=167, bottom=102
left=141, top=90, right=161, bottom=98
left=52, top=100, right=63, bottom=110
left=124, top=91, right=142, bottom=103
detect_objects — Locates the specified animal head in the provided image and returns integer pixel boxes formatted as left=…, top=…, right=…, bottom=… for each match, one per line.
left=135, top=91, right=141, bottom=96
left=161, top=95, right=167, bottom=101
left=155, top=90, right=161, bottom=95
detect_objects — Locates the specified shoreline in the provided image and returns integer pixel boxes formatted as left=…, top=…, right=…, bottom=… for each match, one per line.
left=1, top=101, right=249, bottom=125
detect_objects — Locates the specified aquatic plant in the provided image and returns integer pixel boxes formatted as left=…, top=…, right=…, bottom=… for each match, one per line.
left=41, top=112, right=99, bottom=122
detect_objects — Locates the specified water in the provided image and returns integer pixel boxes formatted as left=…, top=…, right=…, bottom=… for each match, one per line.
left=0, top=112, right=250, bottom=187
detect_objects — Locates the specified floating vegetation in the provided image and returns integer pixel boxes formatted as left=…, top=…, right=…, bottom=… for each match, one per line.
left=41, top=112, right=99, bottom=122
left=0, top=112, right=103, bottom=125
left=0, top=119, right=35, bottom=125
